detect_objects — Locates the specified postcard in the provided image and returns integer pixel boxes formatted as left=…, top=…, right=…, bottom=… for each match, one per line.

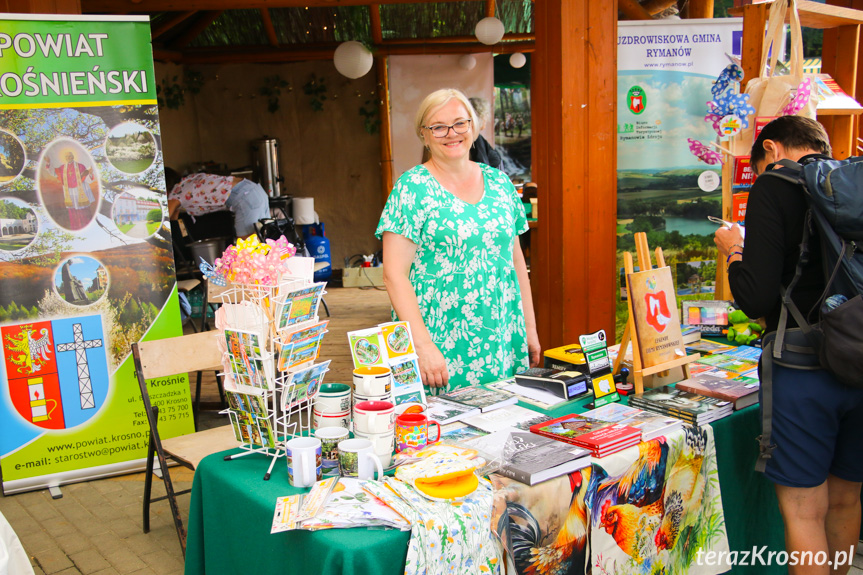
left=380, top=321, right=415, bottom=359
left=277, top=283, right=326, bottom=330
left=272, top=495, right=304, bottom=533
left=288, top=320, right=329, bottom=343
left=347, top=328, right=387, bottom=367
left=393, top=387, right=425, bottom=406
left=390, top=355, right=422, bottom=388
left=282, top=360, right=331, bottom=410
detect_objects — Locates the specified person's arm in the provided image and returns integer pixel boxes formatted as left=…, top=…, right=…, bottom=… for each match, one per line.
left=382, top=231, right=449, bottom=388
left=715, top=177, right=788, bottom=319
left=513, top=239, right=541, bottom=367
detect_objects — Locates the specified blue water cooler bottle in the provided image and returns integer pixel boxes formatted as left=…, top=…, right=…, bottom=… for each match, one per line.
left=304, top=223, right=332, bottom=282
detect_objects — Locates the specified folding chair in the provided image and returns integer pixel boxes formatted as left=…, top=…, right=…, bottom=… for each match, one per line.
left=132, top=331, right=237, bottom=556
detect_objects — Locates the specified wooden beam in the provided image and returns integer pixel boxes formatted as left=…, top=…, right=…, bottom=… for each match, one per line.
left=3, top=0, right=80, bottom=12
left=641, top=0, right=679, bottom=16
left=684, top=0, right=715, bottom=18
left=380, top=33, right=535, bottom=44
left=370, top=4, right=382, bottom=45
left=82, top=0, right=468, bottom=12
left=153, top=47, right=184, bottom=61
left=618, top=0, right=652, bottom=20
left=152, top=10, right=196, bottom=40
left=730, top=0, right=863, bottom=28
left=533, top=0, right=617, bottom=350
left=260, top=7, right=279, bottom=47
left=375, top=56, right=393, bottom=206
left=485, top=0, right=494, bottom=17
left=165, top=40, right=536, bottom=64
left=169, top=9, right=222, bottom=50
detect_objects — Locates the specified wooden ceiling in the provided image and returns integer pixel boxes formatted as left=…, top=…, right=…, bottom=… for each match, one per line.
left=79, top=0, right=707, bottom=64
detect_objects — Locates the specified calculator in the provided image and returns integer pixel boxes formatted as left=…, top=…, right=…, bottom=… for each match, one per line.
left=514, top=368, right=590, bottom=400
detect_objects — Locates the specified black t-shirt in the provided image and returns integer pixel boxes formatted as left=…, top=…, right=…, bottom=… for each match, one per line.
left=470, top=135, right=502, bottom=170
left=727, top=154, right=828, bottom=334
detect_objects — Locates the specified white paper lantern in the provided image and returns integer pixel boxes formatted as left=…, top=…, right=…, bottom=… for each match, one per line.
left=459, top=54, right=477, bottom=70
left=509, top=52, right=526, bottom=69
left=475, top=16, right=505, bottom=45
left=333, top=41, right=373, bottom=79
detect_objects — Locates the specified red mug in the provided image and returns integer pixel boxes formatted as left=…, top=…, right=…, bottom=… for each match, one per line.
left=395, top=413, right=441, bottom=452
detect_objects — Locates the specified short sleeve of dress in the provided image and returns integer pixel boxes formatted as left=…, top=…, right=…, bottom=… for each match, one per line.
left=375, top=168, right=426, bottom=244
left=492, top=167, right=528, bottom=236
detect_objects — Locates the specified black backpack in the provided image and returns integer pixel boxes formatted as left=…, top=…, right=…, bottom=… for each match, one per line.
left=753, top=157, right=863, bottom=473
left=760, top=157, right=863, bottom=388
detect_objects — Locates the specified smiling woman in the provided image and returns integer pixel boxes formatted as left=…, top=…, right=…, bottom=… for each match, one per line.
left=375, top=88, right=541, bottom=392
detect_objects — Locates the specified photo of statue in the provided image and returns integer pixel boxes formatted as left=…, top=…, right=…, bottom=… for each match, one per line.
left=38, top=139, right=100, bottom=231
left=54, top=257, right=108, bottom=306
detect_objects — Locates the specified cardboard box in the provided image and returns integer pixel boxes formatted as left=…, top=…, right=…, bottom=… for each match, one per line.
left=342, top=266, right=384, bottom=288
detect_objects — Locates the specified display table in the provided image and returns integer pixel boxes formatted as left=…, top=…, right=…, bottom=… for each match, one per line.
left=184, top=392, right=784, bottom=575
left=184, top=451, right=409, bottom=575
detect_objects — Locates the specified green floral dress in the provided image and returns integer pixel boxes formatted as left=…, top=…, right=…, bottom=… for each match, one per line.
left=375, top=163, right=529, bottom=389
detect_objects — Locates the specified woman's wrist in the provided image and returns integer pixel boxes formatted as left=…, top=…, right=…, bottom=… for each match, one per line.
left=726, top=251, right=743, bottom=265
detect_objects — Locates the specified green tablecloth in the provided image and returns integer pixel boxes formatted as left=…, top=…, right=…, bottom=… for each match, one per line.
left=183, top=449, right=410, bottom=575
left=184, top=392, right=785, bottom=575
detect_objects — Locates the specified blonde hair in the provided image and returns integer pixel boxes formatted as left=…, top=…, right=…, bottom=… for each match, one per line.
left=414, top=88, right=479, bottom=144
left=468, top=97, right=490, bottom=129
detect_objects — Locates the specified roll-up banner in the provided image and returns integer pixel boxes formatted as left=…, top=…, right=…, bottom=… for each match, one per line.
left=616, top=19, right=743, bottom=330
left=0, top=14, right=193, bottom=494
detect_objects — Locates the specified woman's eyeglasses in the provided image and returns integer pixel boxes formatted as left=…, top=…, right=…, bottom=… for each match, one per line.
left=424, top=119, right=472, bottom=138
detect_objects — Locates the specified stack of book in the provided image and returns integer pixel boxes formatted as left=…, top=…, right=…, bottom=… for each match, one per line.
left=580, top=403, right=682, bottom=440
left=721, top=345, right=762, bottom=361
left=438, top=386, right=518, bottom=412
left=497, top=431, right=591, bottom=486
left=630, top=385, right=733, bottom=425
left=426, top=386, right=517, bottom=424
left=425, top=396, right=480, bottom=424
left=529, top=414, right=642, bottom=457
left=675, top=374, right=759, bottom=410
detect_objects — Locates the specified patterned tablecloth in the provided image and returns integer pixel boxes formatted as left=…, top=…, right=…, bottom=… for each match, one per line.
left=491, top=424, right=729, bottom=575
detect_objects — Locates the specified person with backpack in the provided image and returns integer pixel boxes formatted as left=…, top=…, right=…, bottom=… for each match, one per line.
left=714, top=115, right=863, bottom=574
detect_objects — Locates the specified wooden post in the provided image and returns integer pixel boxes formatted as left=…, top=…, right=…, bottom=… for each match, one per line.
left=715, top=156, right=734, bottom=300
left=532, top=0, right=617, bottom=351
left=375, top=55, right=394, bottom=204
left=820, top=22, right=861, bottom=159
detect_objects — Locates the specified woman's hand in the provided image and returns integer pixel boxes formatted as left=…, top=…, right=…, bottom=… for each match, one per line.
left=527, top=328, right=541, bottom=368
left=416, top=341, right=449, bottom=388
left=714, top=224, right=744, bottom=257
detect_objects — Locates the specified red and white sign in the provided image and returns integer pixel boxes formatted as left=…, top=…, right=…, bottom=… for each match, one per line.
left=733, top=156, right=754, bottom=188
left=733, top=192, right=749, bottom=225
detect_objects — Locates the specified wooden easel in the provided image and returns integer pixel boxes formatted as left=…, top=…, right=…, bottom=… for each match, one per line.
left=613, top=232, right=701, bottom=394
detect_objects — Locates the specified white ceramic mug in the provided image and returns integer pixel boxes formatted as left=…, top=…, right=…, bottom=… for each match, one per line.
left=337, top=438, right=384, bottom=480
left=353, top=429, right=395, bottom=469
left=352, top=392, right=392, bottom=410
left=316, top=383, right=352, bottom=414
left=313, top=409, right=350, bottom=431
left=314, top=427, right=350, bottom=470
left=353, top=400, right=395, bottom=434
left=286, top=437, right=322, bottom=488
left=353, top=366, right=393, bottom=397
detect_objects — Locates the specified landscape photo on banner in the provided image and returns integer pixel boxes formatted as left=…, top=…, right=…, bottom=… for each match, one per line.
left=0, top=14, right=190, bottom=494
left=616, top=19, right=742, bottom=339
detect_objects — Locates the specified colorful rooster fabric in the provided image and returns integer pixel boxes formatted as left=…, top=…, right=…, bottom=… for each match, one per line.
left=491, top=425, right=729, bottom=575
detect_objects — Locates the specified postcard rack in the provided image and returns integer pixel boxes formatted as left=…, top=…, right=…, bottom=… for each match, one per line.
left=215, top=277, right=328, bottom=480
